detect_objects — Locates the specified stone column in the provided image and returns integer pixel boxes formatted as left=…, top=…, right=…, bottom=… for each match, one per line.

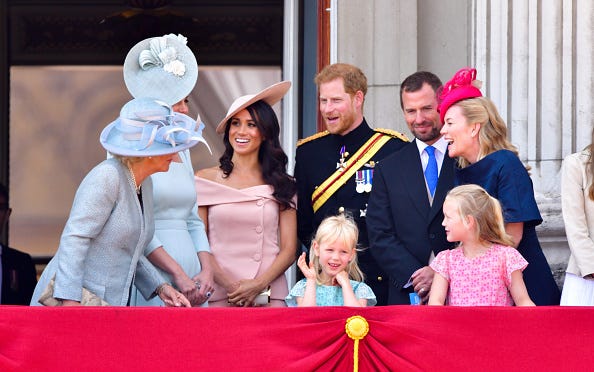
left=332, top=0, right=472, bottom=136
left=334, top=0, right=417, bottom=134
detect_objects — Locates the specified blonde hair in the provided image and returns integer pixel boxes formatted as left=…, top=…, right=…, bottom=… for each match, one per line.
left=453, top=97, right=521, bottom=168
left=310, top=214, right=364, bottom=283
left=112, top=155, right=144, bottom=169
left=445, top=184, right=515, bottom=247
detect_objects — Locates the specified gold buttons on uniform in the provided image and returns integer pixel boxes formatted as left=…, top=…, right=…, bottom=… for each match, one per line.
left=377, top=276, right=383, bottom=281
left=338, top=207, right=345, bottom=214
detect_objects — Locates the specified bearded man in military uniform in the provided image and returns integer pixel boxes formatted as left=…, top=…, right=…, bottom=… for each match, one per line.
left=295, top=63, right=408, bottom=305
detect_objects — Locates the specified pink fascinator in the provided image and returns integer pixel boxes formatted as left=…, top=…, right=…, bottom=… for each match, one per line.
left=438, top=67, right=483, bottom=123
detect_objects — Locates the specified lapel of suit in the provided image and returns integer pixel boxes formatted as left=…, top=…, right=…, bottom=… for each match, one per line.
left=429, top=151, right=456, bottom=222
left=401, top=141, right=431, bottom=217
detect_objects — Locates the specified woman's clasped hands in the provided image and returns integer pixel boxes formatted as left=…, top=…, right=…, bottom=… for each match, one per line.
left=227, top=279, right=267, bottom=307
left=171, top=270, right=215, bottom=307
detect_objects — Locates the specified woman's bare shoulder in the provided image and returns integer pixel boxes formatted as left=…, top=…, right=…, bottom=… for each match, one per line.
left=195, top=166, right=220, bottom=181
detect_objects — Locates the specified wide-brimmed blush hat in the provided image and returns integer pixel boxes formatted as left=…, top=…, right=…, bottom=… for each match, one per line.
left=124, top=34, right=198, bottom=106
left=100, top=97, right=210, bottom=157
left=215, top=81, right=291, bottom=134
left=438, top=67, right=483, bottom=124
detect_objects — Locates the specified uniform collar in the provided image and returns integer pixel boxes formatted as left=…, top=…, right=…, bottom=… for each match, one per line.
left=330, top=118, right=372, bottom=148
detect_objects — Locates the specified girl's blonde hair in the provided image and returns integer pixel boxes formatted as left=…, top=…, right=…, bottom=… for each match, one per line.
left=445, top=184, right=515, bottom=247
left=453, top=97, right=521, bottom=168
left=310, top=214, right=364, bottom=283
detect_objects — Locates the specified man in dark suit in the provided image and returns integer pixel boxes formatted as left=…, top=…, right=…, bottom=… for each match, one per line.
left=295, top=63, right=408, bottom=305
left=0, top=183, right=37, bottom=305
left=366, top=71, right=455, bottom=305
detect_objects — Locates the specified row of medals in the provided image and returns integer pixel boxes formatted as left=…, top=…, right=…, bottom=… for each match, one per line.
left=337, top=147, right=375, bottom=193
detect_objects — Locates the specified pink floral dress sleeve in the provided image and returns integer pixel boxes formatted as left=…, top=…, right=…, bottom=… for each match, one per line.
left=499, top=244, right=529, bottom=287
left=430, top=249, right=453, bottom=281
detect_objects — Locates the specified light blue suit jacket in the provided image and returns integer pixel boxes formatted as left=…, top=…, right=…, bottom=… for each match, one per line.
left=31, top=158, right=165, bottom=306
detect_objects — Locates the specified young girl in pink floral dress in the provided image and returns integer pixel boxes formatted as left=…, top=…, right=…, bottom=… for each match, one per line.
left=428, top=184, right=535, bottom=306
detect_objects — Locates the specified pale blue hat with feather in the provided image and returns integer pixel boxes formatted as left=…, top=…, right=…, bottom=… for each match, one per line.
left=100, top=98, right=210, bottom=157
left=123, top=34, right=198, bottom=106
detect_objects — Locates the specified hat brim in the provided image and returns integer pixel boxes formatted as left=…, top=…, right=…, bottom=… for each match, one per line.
left=100, top=119, right=199, bottom=157
left=123, top=36, right=198, bottom=106
left=215, top=81, right=291, bottom=133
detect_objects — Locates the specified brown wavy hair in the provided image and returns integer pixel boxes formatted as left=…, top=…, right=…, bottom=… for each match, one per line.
left=219, top=100, right=296, bottom=210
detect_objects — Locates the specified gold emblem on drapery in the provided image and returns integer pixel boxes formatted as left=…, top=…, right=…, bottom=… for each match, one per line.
left=345, top=315, right=369, bottom=372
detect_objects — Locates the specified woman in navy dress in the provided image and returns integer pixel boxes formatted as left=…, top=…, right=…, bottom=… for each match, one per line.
left=437, top=67, right=560, bottom=305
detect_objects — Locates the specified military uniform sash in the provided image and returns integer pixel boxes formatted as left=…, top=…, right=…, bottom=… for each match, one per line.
left=311, top=132, right=391, bottom=212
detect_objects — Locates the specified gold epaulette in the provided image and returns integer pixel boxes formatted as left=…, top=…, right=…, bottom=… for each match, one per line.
left=296, top=130, right=330, bottom=147
left=374, top=128, right=410, bottom=142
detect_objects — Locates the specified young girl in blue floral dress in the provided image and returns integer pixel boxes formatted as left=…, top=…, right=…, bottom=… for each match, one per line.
left=285, top=214, right=376, bottom=307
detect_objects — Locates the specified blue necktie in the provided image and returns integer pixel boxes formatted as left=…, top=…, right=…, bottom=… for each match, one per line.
left=424, top=146, right=438, bottom=197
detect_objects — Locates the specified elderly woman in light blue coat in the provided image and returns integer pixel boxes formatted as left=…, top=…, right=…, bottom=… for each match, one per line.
left=30, top=98, right=205, bottom=306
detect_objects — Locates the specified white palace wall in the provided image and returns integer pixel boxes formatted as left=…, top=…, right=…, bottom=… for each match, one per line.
left=332, top=0, right=594, bottom=287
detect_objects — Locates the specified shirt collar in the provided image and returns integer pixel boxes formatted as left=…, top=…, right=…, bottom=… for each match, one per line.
left=416, top=136, right=449, bottom=156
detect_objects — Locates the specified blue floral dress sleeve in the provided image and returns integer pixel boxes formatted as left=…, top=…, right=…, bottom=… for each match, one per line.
left=285, top=279, right=377, bottom=306
left=352, top=280, right=377, bottom=306
left=285, top=279, right=307, bottom=307
left=312, top=280, right=377, bottom=306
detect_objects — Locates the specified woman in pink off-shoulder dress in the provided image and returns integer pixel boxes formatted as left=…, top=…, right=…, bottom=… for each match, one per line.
left=195, top=81, right=296, bottom=307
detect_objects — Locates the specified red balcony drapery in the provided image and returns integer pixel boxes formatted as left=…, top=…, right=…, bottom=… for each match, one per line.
left=1, top=305, right=591, bottom=371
